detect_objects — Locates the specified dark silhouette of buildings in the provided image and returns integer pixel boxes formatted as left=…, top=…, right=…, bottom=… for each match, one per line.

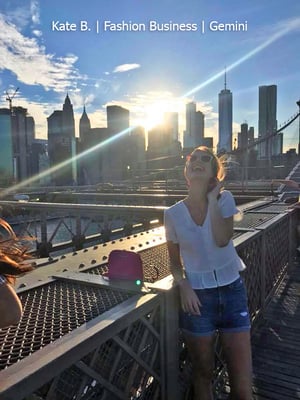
left=0, top=106, right=35, bottom=183
left=101, top=105, right=130, bottom=181
left=258, top=85, right=277, bottom=160
left=0, top=108, right=14, bottom=184
left=183, top=102, right=205, bottom=151
left=47, top=94, right=77, bottom=185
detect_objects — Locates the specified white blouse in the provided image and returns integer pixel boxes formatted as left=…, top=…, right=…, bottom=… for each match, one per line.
left=164, top=190, right=246, bottom=289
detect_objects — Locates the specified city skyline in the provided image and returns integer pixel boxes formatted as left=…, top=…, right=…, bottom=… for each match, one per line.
left=0, top=0, right=299, bottom=152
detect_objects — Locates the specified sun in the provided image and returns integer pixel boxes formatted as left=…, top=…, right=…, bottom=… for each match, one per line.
left=141, top=99, right=184, bottom=131
left=143, top=102, right=166, bottom=130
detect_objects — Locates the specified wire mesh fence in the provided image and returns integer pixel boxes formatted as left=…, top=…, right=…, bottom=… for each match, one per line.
left=0, top=204, right=297, bottom=400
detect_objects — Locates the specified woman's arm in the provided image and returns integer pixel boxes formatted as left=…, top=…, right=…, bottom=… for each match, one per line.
left=166, top=241, right=186, bottom=283
left=166, top=241, right=201, bottom=315
left=207, top=184, right=234, bottom=247
left=0, top=278, right=22, bottom=328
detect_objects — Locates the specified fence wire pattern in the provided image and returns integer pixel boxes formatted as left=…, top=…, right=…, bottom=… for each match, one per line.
left=32, top=303, right=162, bottom=400
left=0, top=205, right=297, bottom=400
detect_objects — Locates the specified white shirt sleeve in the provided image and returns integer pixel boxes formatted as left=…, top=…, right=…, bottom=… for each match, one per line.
left=164, top=209, right=179, bottom=243
left=218, top=190, right=239, bottom=218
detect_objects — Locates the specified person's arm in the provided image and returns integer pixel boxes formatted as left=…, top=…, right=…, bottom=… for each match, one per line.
left=207, top=183, right=234, bottom=247
left=272, top=179, right=299, bottom=189
left=166, top=241, right=185, bottom=283
left=0, top=276, right=22, bottom=329
left=166, top=241, right=201, bottom=315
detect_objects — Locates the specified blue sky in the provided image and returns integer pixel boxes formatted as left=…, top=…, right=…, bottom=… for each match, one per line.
left=0, top=0, right=299, bottom=151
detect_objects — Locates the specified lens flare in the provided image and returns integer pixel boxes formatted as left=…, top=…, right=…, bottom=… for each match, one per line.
left=0, top=127, right=132, bottom=198
left=183, top=20, right=300, bottom=98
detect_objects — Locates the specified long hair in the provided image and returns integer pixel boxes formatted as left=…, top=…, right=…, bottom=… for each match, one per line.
left=0, top=218, right=34, bottom=283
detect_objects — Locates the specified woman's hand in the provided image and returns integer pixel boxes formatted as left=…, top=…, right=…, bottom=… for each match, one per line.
left=178, top=279, right=202, bottom=315
left=207, top=180, right=222, bottom=202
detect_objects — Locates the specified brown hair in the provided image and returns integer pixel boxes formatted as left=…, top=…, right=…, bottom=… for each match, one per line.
left=184, top=146, right=226, bottom=184
left=0, top=218, right=33, bottom=284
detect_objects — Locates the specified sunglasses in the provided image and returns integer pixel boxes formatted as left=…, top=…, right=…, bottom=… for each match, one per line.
left=186, top=153, right=213, bottom=163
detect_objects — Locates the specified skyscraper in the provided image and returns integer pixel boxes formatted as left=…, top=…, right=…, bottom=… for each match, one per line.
left=184, top=102, right=205, bottom=150
left=218, top=72, right=232, bottom=153
left=130, top=126, right=146, bottom=175
left=258, top=85, right=277, bottom=159
left=47, top=94, right=77, bottom=185
left=11, top=106, right=35, bottom=181
left=238, top=122, right=249, bottom=150
left=102, top=105, right=130, bottom=181
left=195, top=111, right=204, bottom=146
left=79, top=106, right=91, bottom=142
left=0, top=108, right=14, bottom=184
left=164, top=112, right=179, bottom=142
left=78, top=106, right=92, bottom=184
left=184, top=102, right=196, bottom=149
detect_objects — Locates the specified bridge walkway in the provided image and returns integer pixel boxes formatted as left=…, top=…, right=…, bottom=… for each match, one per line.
left=219, top=261, right=300, bottom=399
left=251, top=263, right=300, bottom=400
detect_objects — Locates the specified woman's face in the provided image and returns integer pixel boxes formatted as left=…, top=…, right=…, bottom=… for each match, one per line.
left=185, top=150, right=215, bottom=183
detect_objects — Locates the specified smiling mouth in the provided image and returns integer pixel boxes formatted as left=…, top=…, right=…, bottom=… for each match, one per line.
left=192, top=165, right=205, bottom=172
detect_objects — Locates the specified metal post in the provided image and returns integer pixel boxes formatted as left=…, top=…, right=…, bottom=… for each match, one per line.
left=163, top=287, right=180, bottom=400
left=297, top=100, right=300, bottom=157
left=260, top=231, right=266, bottom=313
left=245, top=141, right=249, bottom=191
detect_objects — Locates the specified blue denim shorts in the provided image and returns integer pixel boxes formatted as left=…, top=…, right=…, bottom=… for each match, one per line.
left=180, top=277, right=251, bottom=337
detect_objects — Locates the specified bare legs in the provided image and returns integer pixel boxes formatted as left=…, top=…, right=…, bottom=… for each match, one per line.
left=185, top=331, right=252, bottom=400
left=220, top=331, right=252, bottom=400
left=184, top=334, right=215, bottom=400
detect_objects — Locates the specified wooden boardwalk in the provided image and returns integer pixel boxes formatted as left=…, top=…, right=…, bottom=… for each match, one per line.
left=217, top=264, right=300, bottom=400
left=251, top=264, right=300, bottom=399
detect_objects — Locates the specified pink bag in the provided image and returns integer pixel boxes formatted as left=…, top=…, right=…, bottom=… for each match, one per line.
left=106, top=250, right=144, bottom=283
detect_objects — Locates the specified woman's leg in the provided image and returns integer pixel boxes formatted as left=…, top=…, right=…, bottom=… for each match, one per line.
left=220, top=331, right=252, bottom=400
left=184, top=334, right=216, bottom=400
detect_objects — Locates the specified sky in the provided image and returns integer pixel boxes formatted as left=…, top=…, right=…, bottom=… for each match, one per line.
left=0, top=0, right=299, bottom=151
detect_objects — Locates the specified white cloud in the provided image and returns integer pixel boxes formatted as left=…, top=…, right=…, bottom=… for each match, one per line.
left=0, top=15, right=82, bottom=92
left=30, top=0, right=40, bottom=25
left=113, top=63, right=141, bottom=73
left=32, top=29, right=42, bottom=37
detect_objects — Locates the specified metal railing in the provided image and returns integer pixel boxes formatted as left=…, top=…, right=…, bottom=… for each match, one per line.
left=0, top=202, right=298, bottom=400
left=0, top=201, right=165, bottom=257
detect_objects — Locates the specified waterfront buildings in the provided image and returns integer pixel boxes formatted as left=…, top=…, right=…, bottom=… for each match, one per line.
left=0, top=80, right=290, bottom=187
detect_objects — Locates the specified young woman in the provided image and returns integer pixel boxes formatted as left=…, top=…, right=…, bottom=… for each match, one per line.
left=0, top=218, right=33, bottom=329
left=164, top=146, right=252, bottom=400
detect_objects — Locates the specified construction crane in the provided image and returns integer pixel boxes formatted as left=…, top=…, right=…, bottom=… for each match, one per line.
left=5, top=87, right=19, bottom=111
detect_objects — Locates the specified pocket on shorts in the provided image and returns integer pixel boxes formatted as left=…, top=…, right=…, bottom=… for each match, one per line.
left=228, top=277, right=244, bottom=291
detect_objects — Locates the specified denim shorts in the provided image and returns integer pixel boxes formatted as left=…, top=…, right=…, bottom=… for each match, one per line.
left=180, top=277, right=251, bottom=337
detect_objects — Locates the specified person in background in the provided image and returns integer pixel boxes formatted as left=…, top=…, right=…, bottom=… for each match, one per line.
left=0, top=219, right=33, bottom=329
left=164, top=146, right=252, bottom=400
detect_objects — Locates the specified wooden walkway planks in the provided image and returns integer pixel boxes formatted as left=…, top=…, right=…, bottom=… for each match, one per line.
left=217, top=266, right=300, bottom=399
left=251, top=266, right=300, bottom=399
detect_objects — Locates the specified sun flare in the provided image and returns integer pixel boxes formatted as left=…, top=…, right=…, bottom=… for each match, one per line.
left=140, top=99, right=184, bottom=131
